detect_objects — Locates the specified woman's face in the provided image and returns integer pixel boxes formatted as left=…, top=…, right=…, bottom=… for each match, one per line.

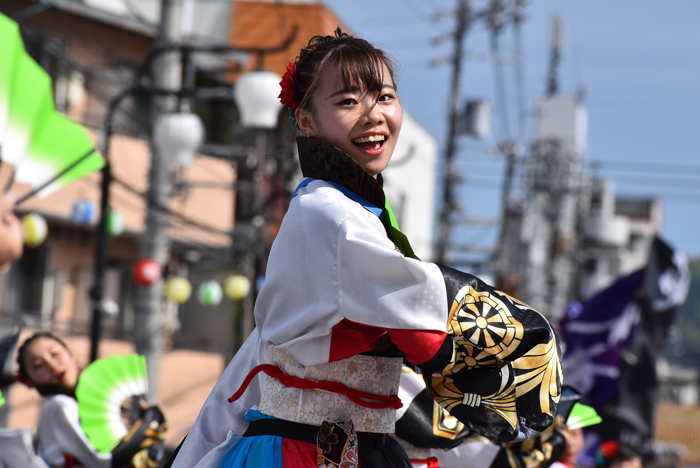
left=612, top=456, right=643, bottom=468
left=23, top=337, right=80, bottom=390
left=0, top=193, right=23, bottom=268
left=561, top=427, right=584, bottom=464
left=296, top=62, right=403, bottom=177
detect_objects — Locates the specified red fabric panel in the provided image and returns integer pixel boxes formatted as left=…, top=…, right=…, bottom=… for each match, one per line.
left=281, top=438, right=317, bottom=467
left=329, top=320, right=385, bottom=361
left=388, top=329, right=446, bottom=365
left=410, top=457, right=441, bottom=468
left=329, top=319, right=447, bottom=365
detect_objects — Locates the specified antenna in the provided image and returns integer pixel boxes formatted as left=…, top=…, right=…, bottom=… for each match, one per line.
left=546, top=14, right=563, bottom=95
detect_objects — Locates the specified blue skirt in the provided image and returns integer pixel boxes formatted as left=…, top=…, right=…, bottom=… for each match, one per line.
left=218, top=410, right=411, bottom=468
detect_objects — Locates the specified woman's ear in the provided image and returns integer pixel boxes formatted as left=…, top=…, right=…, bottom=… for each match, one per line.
left=295, top=107, right=314, bottom=137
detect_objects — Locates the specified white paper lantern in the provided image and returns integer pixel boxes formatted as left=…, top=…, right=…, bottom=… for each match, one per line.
left=234, top=71, right=283, bottom=129
left=153, top=113, right=205, bottom=167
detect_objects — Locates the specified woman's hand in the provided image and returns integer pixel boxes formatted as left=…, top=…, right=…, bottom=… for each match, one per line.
left=0, top=193, right=23, bottom=269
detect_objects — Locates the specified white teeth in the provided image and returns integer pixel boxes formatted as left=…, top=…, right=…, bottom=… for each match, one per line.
left=353, top=135, right=386, bottom=144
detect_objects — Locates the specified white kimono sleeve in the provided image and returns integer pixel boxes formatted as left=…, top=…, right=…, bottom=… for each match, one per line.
left=37, top=395, right=111, bottom=468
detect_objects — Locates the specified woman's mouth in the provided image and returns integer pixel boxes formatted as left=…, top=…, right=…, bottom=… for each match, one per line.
left=55, top=371, right=66, bottom=382
left=352, top=134, right=387, bottom=153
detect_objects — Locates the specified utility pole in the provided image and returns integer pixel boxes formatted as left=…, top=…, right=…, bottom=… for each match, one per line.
left=493, top=0, right=526, bottom=287
left=434, top=0, right=470, bottom=264
left=135, top=0, right=181, bottom=403
left=546, top=14, right=562, bottom=96
left=514, top=15, right=587, bottom=321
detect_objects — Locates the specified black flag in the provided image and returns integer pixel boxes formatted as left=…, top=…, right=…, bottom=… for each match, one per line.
left=591, top=237, right=689, bottom=458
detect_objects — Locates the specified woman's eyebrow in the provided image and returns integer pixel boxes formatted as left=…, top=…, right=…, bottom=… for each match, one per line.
left=327, top=87, right=362, bottom=99
left=327, top=84, right=396, bottom=99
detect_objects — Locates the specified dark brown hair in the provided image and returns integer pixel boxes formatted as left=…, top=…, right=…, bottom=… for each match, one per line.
left=293, top=27, right=398, bottom=113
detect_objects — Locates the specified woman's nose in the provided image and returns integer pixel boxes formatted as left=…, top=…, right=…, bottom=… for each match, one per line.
left=363, top=101, right=383, bottom=125
left=46, top=359, right=60, bottom=375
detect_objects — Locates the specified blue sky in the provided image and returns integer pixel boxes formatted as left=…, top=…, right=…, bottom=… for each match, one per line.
left=323, top=0, right=700, bottom=260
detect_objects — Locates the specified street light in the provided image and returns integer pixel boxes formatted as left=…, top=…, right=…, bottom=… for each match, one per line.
left=90, top=28, right=293, bottom=364
left=234, top=70, right=283, bottom=129
left=153, top=113, right=205, bottom=167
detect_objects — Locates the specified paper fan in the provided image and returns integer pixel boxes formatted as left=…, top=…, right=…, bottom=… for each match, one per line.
left=75, top=354, right=148, bottom=454
left=566, top=402, right=602, bottom=430
left=15, top=113, right=103, bottom=197
left=0, top=13, right=23, bottom=145
left=0, top=12, right=104, bottom=201
left=0, top=389, right=5, bottom=407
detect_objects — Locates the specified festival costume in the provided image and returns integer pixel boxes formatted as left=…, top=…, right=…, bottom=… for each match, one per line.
left=172, top=137, right=562, bottom=468
left=34, top=386, right=165, bottom=468
left=37, top=394, right=112, bottom=468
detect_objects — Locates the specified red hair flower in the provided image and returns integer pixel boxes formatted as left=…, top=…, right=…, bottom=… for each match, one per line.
left=600, top=440, right=619, bottom=459
left=279, top=62, right=296, bottom=113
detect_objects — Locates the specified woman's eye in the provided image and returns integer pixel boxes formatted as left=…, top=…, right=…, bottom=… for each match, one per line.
left=338, top=98, right=356, bottom=106
left=379, top=93, right=394, bottom=102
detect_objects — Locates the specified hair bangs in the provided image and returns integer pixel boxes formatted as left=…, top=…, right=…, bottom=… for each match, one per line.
left=330, top=45, right=396, bottom=96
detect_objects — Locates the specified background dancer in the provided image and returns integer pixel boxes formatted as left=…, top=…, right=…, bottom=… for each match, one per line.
left=16, top=332, right=167, bottom=468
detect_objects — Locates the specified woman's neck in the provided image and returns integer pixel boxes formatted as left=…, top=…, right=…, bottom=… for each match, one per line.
left=296, top=136, right=386, bottom=210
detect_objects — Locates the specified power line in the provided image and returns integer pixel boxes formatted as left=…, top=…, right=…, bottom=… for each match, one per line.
left=79, top=176, right=230, bottom=246
left=589, top=159, right=700, bottom=176
left=601, top=175, right=700, bottom=189
left=398, top=0, right=440, bottom=23
left=111, top=174, right=232, bottom=237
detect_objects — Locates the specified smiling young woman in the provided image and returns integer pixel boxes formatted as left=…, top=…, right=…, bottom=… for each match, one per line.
left=170, top=28, right=562, bottom=468
left=295, top=62, right=402, bottom=178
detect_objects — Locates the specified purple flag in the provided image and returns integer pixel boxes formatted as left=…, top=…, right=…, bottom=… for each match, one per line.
left=560, top=270, right=642, bottom=409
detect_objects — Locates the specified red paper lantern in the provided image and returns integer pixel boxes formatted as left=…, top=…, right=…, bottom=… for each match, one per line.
left=132, top=258, right=162, bottom=287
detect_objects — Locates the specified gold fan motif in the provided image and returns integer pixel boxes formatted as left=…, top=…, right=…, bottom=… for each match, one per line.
left=434, top=285, right=562, bottom=428
left=447, top=286, right=524, bottom=361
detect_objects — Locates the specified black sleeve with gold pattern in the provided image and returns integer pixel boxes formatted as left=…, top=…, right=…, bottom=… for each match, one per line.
left=419, top=264, right=563, bottom=443
left=395, top=366, right=474, bottom=450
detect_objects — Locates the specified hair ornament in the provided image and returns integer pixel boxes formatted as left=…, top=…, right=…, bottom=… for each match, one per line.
left=279, top=62, right=296, bottom=113
left=595, top=440, right=620, bottom=467
left=287, top=108, right=298, bottom=129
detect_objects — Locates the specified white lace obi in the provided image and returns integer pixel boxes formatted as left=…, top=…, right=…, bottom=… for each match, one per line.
left=258, top=346, right=403, bottom=433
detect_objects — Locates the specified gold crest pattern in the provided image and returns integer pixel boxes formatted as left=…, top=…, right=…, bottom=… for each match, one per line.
left=423, top=266, right=563, bottom=442
left=432, top=399, right=466, bottom=439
